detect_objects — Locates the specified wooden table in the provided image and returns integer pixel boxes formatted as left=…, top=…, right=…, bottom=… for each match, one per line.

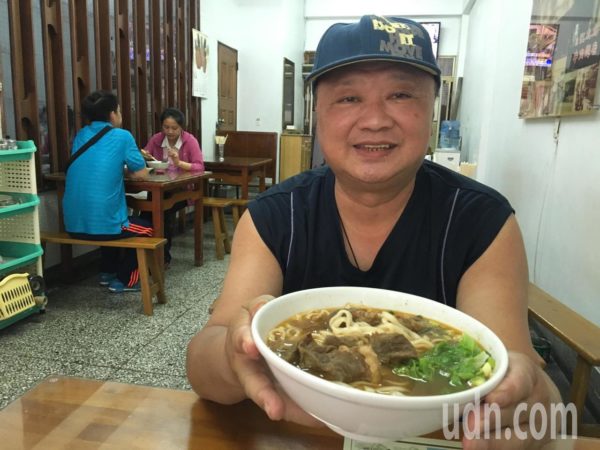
left=45, top=170, right=211, bottom=267
left=204, top=156, right=272, bottom=200
left=0, top=376, right=595, bottom=450
left=0, top=376, right=341, bottom=449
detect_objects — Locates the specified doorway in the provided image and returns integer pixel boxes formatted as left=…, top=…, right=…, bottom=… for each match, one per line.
left=217, top=42, right=238, bottom=131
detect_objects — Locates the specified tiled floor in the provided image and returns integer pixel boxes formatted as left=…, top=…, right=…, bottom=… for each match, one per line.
left=0, top=221, right=227, bottom=409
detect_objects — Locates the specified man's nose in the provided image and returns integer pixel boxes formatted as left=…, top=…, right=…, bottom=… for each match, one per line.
left=356, top=99, right=394, bottom=130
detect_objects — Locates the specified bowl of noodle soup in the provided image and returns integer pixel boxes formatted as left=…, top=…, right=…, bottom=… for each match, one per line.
left=251, top=286, right=508, bottom=442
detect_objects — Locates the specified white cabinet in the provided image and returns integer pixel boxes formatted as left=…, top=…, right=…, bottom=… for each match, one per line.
left=433, top=149, right=460, bottom=172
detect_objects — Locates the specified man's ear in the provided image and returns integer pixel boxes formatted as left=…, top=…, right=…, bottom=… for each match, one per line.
left=108, top=110, right=119, bottom=126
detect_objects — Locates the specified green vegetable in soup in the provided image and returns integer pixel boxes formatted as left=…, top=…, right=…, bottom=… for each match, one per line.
left=392, top=334, right=495, bottom=387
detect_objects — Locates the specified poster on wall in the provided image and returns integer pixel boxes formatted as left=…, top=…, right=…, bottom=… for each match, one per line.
left=519, top=0, right=600, bottom=118
left=192, top=29, right=208, bottom=98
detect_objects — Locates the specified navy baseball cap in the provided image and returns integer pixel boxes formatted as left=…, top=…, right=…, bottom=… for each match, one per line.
left=307, top=15, right=441, bottom=85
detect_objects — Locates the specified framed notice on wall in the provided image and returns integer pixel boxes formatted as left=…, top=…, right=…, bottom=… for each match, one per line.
left=192, top=29, right=208, bottom=98
left=519, top=0, right=600, bottom=118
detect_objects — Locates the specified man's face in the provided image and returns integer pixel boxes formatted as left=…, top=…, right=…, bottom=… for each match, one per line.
left=315, top=62, right=436, bottom=189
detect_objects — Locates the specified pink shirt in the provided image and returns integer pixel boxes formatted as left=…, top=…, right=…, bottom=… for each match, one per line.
left=144, top=130, right=205, bottom=172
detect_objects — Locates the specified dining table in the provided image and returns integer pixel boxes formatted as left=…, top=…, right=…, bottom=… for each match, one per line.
left=45, top=169, right=211, bottom=267
left=0, top=376, right=595, bottom=450
left=204, top=156, right=272, bottom=200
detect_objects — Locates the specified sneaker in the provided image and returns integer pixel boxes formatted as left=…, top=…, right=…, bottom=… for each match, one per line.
left=99, top=272, right=117, bottom=286
left=108, top=279, right=141, bottom=293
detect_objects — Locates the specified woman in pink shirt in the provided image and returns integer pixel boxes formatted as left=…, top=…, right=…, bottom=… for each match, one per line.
left=142, top=108, right=204, bottom=265
left=143, top=108, right=204, bottom=172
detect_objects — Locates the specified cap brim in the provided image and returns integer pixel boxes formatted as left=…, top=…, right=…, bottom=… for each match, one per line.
left=306, top=56, right=441, bottom=83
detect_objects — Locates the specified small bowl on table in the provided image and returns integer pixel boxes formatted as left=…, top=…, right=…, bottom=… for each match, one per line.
left=147, top=160, right=169, bottom=173
left=251, top=286, right=508, bottom=443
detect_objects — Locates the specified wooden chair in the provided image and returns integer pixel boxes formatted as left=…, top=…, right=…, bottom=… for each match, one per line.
left=41, top=232, right=167, bottom=316
left=528, top=283, right=600, bottom=436
left=203, top=197, right=233, bottom=259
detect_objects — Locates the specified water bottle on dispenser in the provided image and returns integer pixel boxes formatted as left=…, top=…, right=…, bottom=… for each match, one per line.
left=434, top=120, right=461, bottom=171
left=439, top=120, right=461, bottom=150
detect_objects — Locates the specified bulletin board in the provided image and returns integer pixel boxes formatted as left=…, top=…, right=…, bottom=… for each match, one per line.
left=519, top=0, right=600, bottom=118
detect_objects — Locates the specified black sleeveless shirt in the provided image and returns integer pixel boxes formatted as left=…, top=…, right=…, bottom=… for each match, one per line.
left=248, top=162, right=513, bottom=308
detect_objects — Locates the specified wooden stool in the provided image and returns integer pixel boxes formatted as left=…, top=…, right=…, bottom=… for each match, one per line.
left=203, top=197, right=233, bottom=259
left=230, top=198, right=250, bottom=229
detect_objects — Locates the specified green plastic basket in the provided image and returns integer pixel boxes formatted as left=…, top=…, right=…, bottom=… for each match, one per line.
left=0, top=140, right=36, bottom=162
left=0, top=193, right=40, bottom=217
left=0, top=242, right=44, bottom=276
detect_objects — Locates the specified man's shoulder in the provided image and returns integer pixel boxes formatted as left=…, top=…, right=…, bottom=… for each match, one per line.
left=421, top=160, right=509, bottom=205
left=257, top=166, right=330, bottom=200
left=109, top=127, right=135, bottom=141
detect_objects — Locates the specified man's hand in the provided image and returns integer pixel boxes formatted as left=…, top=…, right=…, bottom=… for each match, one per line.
left=462, top=352, right=561, bottom=450
left=223, top=295, right=323, bottom=427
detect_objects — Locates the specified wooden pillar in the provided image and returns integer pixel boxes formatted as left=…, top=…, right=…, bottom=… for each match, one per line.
left=133, top=0, right=148, bottom=144
left=151, top=0, right=162, bottom=132
left=94, top=0, right=112, bottom=91
left=68, top=0, right=91, bottom=131
left=176, top=0, right=186, bottom=116
left=7, top=0, right=41, bottom=183
left=7, top=0, right=40, bottom=141
left=165, top=0, right=175, bottom=108
left=115, top=0, right=132, bottom=132
left=40, top=0, right=70, bottom=172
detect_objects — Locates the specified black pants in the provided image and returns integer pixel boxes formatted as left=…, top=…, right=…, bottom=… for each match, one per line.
left=140, top=200, right=187, bottom=263
left=68, top=216, right=154, bottom=287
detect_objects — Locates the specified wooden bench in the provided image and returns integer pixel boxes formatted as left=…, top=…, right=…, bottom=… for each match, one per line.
left=528, top=283, right=600, bottom=436
left=41, top=232, right=167, bottom=316
left=203, top=197, right=233, bottom=259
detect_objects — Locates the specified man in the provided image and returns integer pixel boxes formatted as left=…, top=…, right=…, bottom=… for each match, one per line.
left=187, top=16, right=560, bottom=449
left=63, top=90, right=151, bottom=293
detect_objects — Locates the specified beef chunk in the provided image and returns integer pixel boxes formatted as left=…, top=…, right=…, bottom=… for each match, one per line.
left=349, top=308, right=381, bottom=326
left=297, top=334, right=368, bottom=383
left=370, top=333, right=418, bottom=366
left=397, top=315, right=431, bottom=333
left=322, top=334, right=365, bottom=348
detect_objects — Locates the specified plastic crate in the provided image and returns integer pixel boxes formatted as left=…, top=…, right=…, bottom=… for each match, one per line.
left=0, top=273, right=41, bottom=329
left=0, top=140, right=36, bottom=162
left=0, top=193, right=40, bottom=217
left=0, top=242, right=43, bottom=276
left=0, top=141, right=37, bottom=193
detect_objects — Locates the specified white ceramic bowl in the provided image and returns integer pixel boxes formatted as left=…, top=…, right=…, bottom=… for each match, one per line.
left=251, top=286, right=508, bottom=442
left=147, top=160, right=169, bottom=170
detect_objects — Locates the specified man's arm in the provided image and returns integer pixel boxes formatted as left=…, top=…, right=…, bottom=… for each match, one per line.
left=187, top=210, right=284, bottom=403
left=128, top=166, right=149, bottom=180
left=457, top=214, right=537, bottom=361
left=457, top=215, right=561, bottom=449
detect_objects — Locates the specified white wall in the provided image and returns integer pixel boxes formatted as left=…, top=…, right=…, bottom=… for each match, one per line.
left=304, top=0, right=465, bottom=58
left=304, top=0, right=465, bottom=18
left=199, top=0, right=306, bottom=161
left=458, top=0, right=600, bottom=324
